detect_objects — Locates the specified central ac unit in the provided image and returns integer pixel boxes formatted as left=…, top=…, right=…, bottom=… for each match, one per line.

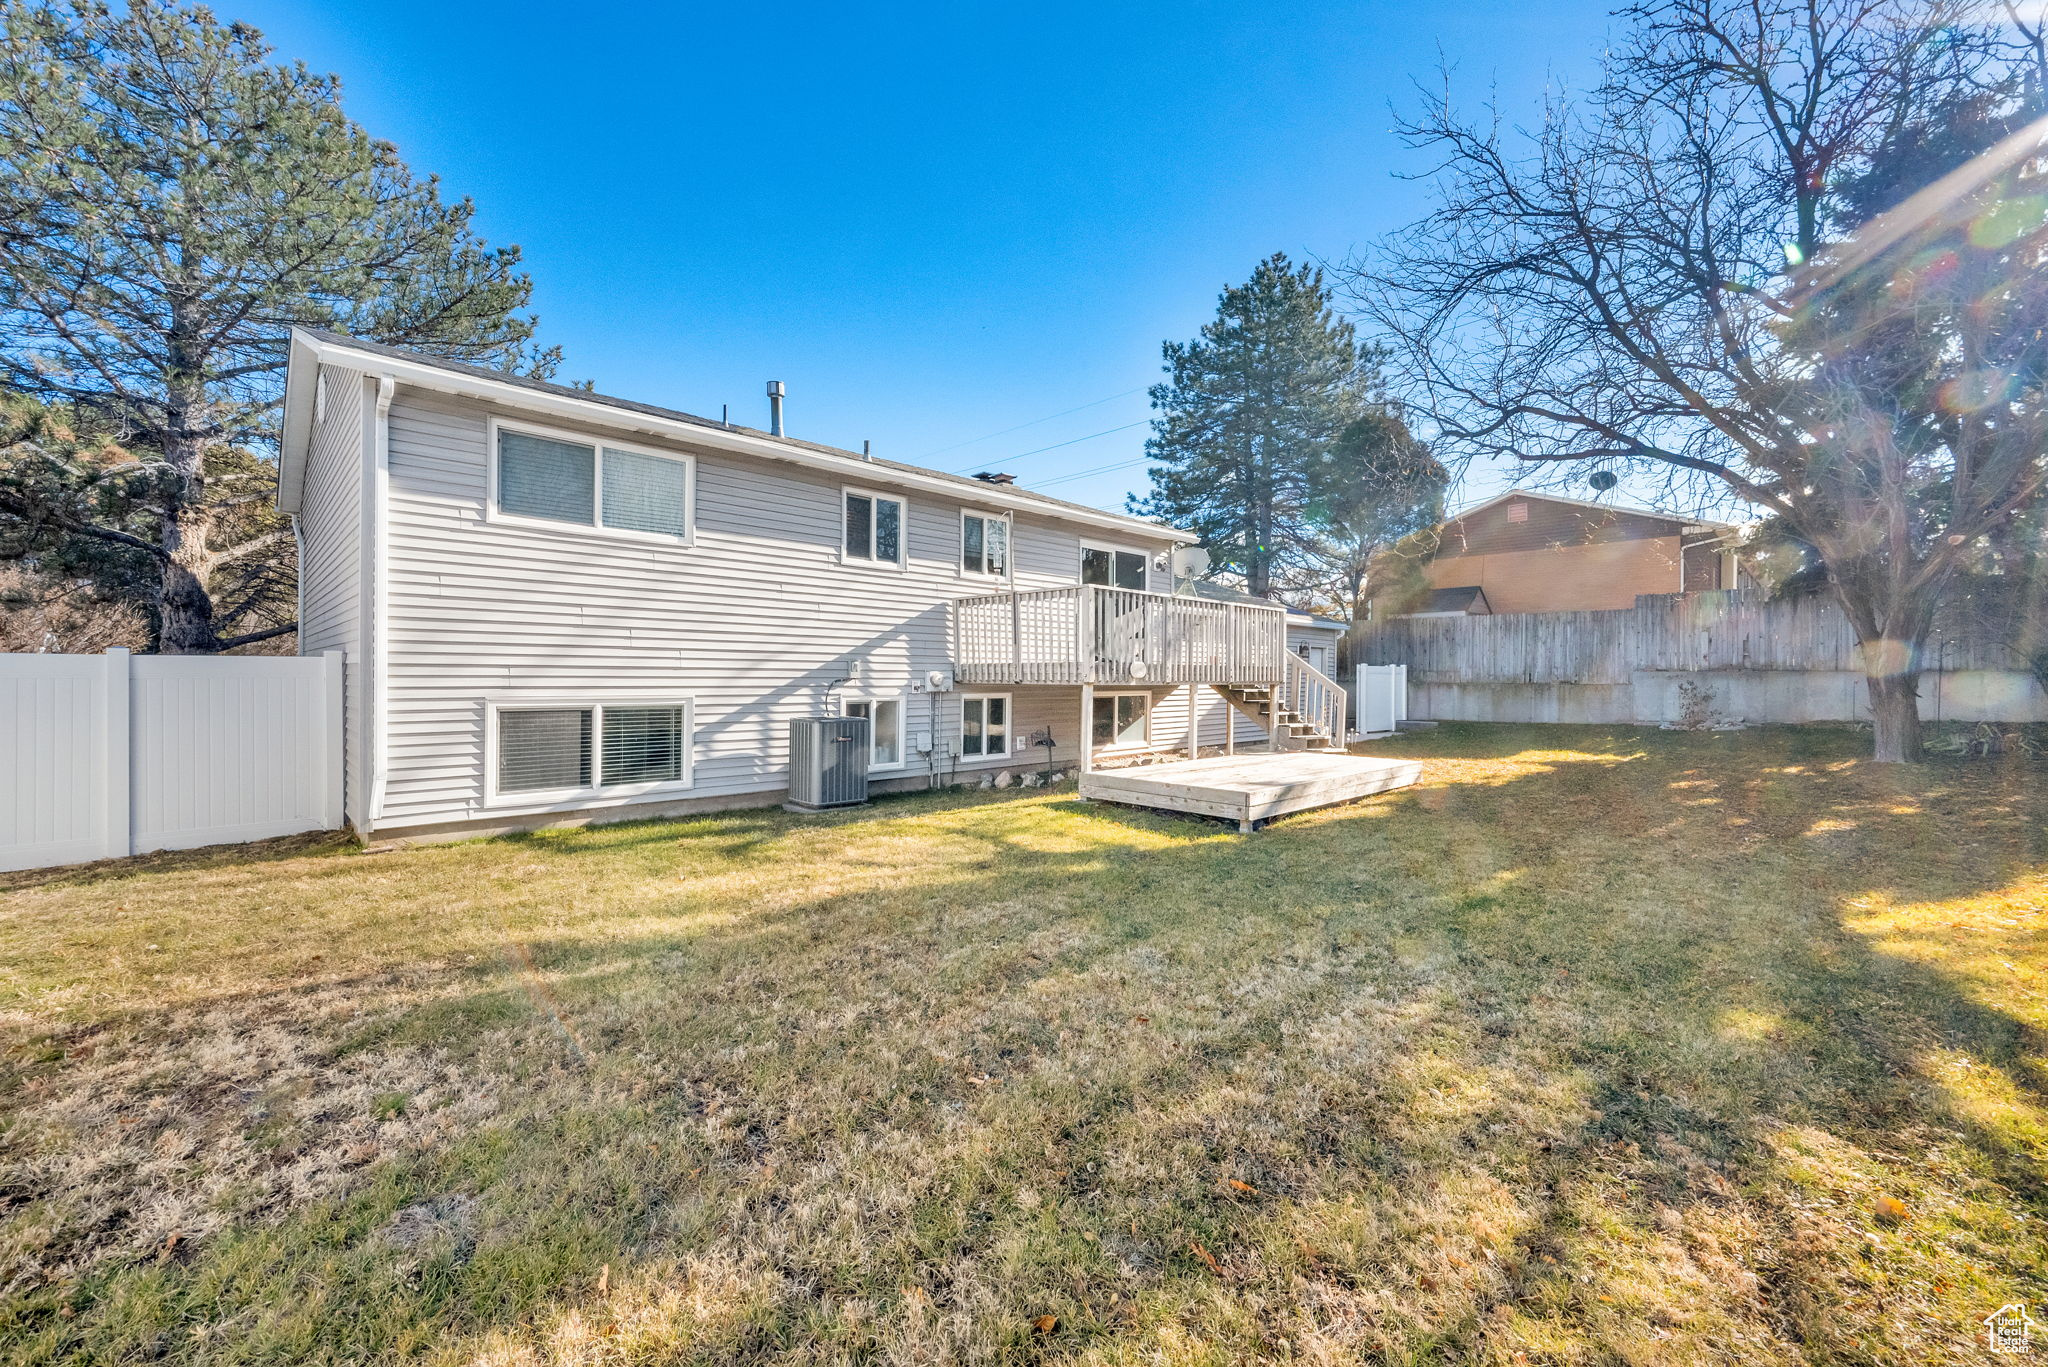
left=786, top=716, right=870, bottom=811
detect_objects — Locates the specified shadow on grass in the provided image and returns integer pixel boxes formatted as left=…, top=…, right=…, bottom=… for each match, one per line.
left=9, top=724, right=2047, bottom=1362
left=0, top=828, right=360, bottom=894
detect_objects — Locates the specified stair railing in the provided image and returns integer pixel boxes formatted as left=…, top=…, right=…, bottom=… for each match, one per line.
left=1283, top=650, right=1347, bottom=749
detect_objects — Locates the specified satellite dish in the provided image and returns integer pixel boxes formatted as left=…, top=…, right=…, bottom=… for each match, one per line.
left=1588, top=470, right=1619, bottom=493
left=1170, top=546, right=1212, bottom=580
left=1129, top=660, right=1150, bottom=681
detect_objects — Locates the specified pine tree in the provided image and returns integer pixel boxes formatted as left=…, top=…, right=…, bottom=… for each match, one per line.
left=0, top=0, right=556, bottom=651
left=1131, top=254, right=1366, bottom=597
left=1290, top=404, right=1446, bottom=625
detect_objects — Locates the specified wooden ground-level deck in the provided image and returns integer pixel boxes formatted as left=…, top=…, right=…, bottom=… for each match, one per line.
left=1079, top=751, right=1423, bottom=832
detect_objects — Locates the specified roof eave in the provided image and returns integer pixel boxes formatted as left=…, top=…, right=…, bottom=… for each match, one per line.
left=283, top=328, right=1195, bottom=544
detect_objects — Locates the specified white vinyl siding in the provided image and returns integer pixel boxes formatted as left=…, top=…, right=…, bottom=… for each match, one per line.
left=370, top=387, right=1179, bottom=831
left=295, top=365, right=370, bottom=828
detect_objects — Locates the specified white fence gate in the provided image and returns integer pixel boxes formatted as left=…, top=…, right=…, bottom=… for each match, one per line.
left=1355, top=663, right=1408, bottom=736
left=1, top=649, right=343, bottom=873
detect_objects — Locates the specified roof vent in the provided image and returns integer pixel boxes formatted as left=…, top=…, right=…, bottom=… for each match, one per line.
left=766, top=380, right=785, bottom=437
left=972, top=471, right=1016, bottom=485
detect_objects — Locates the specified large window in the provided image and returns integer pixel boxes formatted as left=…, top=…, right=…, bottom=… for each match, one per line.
left=844, top=697, right=904, bottom=769
left=962, top=512, right=1010, bottom=576
left=493, top=700, right=691, bottom=800
left=959, top=694, right=1009, bottom=758
left=1091, top=692, right=1150, bottom=747
left=844, top=488, right=905, bottom=566
left=493, top=421, right=692, bottom=541
left=1081, top=544, right=1148, bottom=590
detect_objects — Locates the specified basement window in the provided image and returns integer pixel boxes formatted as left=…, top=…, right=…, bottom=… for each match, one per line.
left=492, top=700, right=693, bottom=802
left=959, top=694, right=1010, bottom=758
left=1091, top=692, right=1150, bottom=747
left=845, top=697, right=905, bottom=769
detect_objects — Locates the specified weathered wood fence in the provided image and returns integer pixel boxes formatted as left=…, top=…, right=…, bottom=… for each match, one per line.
left=1359, top=591, right=2046, bottom=726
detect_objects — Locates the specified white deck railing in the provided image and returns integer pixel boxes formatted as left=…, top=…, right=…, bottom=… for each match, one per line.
left=953, top=585, right=1288, bottom=687
left=1283, top=650, right=1347, bottom=749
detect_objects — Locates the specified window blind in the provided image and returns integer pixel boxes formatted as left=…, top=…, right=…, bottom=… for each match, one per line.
left=601, top=449, right=688, bottom=537
left=601, top=706, right=685, bottom=785
left=985, top=517, right=1008, bottom=575
left=499, top=708, right=593, bottom=792
left=499, top=432, right=596, bottom=524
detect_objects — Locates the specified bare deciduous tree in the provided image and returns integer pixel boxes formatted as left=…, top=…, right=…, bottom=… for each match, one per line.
left=1353, top=0, right=2048, bottom=760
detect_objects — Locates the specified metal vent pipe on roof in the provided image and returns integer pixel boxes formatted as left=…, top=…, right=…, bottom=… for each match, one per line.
left=766, top=380, right=785, bottom=436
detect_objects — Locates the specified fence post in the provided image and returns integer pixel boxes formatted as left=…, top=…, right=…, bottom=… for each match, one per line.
left=102, top=648, right=132, bottom=862
left=321, top=649, right=345, bottom=831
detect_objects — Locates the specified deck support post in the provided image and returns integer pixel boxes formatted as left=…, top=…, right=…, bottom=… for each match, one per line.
left=1188, top=686, right=1200, bottom=762
left=1223, top=685, right=1235, bottom=755
left=1079, top=683, right=1094, bottom=775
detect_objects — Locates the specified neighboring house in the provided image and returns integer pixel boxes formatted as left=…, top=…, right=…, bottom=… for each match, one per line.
left=1417, top=490, right=1749, bottom=614
left=279, top=329, right=1348, bottom=840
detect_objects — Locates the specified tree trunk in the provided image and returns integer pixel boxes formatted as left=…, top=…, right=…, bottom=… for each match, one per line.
left=1865, top=668, right=1924, bottom=763
left=156, top=547, right=220, bottom=654
left=155, top=357, right=224, bottom=654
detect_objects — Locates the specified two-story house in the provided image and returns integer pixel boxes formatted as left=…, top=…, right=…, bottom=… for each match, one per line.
left=279, top=330, right=1355, bottom=841
left=1414, top=490, right=1750, bottom=615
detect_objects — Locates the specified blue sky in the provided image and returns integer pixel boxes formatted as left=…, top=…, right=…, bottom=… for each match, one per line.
left=235, top=1, right=1619, bottom=514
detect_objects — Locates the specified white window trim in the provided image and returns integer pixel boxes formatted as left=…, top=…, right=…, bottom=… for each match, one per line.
left=957, top=692, right=1013, bottom=760
left=482, top=694, right=695, bottom=812
left=844, top=692, right=909, bottom=772
left=486, top=415, right=697, bottom=547
left=1091, top=689, right=1154, bottom=750
left=840, top=485, right=908, bottom=569
left=1079, top=540, right=1155, bottom=591
left=959, top=508, right=1014, bottom=578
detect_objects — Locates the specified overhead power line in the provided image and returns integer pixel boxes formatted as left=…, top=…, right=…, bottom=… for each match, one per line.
left=1033, top=455, right=1153, bottom=489
left=916, top=385, right=1147, bottom=463
left=949, top=420, right=1148, bottom=476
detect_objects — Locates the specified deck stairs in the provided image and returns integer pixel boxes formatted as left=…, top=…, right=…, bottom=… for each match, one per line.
left=1212, top=685, right=1342, bottom=751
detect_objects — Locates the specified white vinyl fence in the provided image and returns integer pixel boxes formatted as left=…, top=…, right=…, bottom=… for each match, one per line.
left=1, top=649, right=343, bottom=873
left=1355, top=663, right=1408, bottom=736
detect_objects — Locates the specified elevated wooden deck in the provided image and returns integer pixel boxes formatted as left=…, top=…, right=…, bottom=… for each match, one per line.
left=1079, top=751, right=1422, bottom=832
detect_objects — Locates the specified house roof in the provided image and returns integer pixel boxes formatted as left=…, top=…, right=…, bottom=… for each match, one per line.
left=277, top=328, right=1195, bottom=544
left=1188, top=581, right=1345, bottom=631
left=1421, top=585, right=1490, bottom=614
left=1450, top=488, right=1738, bottom=534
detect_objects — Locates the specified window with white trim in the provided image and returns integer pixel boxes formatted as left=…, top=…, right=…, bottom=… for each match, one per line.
left=958, top=694, right=1009, bottom=758
left=1091, top=692, right=1150, bottom=747
left=843, top=488, right=905, bottom=566
left=494, top=421, right=692, bottom=540
left=493, top=700, right=692, bottom=798
left=962, top=511, right=1010, bottom=575
left=844, top=697, right=904, bottom=769
left=1081, top=544, right=1148, bottom=589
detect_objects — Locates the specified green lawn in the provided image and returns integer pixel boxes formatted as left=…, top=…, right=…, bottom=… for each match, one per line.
left=2, top=725, right=2044, bottom=1365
